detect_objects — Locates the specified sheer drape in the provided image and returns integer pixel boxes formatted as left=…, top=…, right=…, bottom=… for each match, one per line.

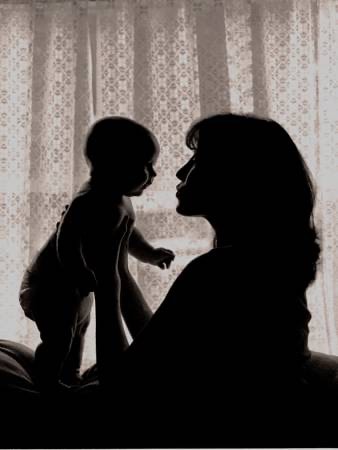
left=1, top=0, right=337, bottom=367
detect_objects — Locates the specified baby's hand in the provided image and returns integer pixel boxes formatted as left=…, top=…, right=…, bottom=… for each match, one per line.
left=149, top=248, right=175, bottom=269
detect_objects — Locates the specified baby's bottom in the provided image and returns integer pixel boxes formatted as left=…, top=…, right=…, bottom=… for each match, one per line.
left=32, top=291, right=94, bottom=389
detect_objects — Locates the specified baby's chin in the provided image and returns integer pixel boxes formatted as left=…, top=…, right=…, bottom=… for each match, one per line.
left=126, top=186, right=147, bottom=196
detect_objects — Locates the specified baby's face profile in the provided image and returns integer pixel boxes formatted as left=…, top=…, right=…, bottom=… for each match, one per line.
left=123, top=137, right=160, bottom=197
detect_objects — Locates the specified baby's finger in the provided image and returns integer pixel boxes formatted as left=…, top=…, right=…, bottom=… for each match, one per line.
left=165, top=260, right=173, bottom=269
left=164, top=254, right=175, bottom=263
left=165, top=252, right=175, bottom=260
left=160, top=258, right=173, bottom=269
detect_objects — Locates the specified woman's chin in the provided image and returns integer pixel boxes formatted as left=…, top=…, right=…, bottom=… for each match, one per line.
left=176, top=202, right=194, bottom=216
left=176, top=200, right=206, bottom=218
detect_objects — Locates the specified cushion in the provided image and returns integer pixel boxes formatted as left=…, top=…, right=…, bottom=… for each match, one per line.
left=0, top=339, right=39, bottom=397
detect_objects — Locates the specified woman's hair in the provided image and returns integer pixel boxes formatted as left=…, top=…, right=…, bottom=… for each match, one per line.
left=186, top=113, right=320, bottom=290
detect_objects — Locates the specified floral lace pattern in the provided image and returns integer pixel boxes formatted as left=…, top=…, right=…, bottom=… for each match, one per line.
left=0, top=0, right=337, bottom=367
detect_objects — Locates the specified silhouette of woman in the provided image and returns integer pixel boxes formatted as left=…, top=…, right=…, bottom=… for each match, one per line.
left=88, top=114, right=337, bottom=447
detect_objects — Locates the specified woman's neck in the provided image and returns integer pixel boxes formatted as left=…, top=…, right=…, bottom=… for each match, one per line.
left=207, top=218, right=233, bottom=248
left=214, top=235, right=233, bottom=248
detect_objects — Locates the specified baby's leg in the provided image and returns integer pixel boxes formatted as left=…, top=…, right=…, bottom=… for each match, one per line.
left=61, top=293, right=94, bottom=385
left=33, top=292, right=79, bottom=390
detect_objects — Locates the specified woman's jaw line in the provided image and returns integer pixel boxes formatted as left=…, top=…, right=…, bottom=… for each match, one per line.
left=176, top=200, right=233, bottom=247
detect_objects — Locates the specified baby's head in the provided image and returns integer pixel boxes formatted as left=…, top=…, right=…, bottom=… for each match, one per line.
left=85, top=116, right=159, bottom=196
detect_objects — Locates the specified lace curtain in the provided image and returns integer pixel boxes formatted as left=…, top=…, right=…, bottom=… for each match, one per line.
left=1, top=0, right=337, bottom=367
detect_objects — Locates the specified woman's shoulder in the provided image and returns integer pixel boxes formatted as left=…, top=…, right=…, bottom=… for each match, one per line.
left=184, top=246, right=234, bottom=275
left=170, top=247, right=235, bottom=295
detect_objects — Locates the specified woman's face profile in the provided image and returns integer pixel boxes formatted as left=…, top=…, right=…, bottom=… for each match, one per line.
left=176, top=149, right=212, bottom=217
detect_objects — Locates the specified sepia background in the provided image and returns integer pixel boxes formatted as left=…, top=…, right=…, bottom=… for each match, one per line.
left=0, top=0, right=337, bottom=367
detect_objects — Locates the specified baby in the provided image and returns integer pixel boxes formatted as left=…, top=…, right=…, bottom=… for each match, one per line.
left=19, top=117, right=175, bottom=391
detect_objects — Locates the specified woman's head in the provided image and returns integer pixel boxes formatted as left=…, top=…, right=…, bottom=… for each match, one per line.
left=176, top=113, right=320, bottom=288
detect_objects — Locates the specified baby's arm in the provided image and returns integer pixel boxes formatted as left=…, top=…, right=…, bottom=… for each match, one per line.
left=129, top=227, right=175, bottom=269
left=128, top=227, right=155, bottom=262
left=56, top=198, right=96, bottom=295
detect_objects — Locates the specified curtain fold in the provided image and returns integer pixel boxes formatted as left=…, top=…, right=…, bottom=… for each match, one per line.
left=1, top=2, right=34, bottom=343
left=0, top=0, right=337, bottom=367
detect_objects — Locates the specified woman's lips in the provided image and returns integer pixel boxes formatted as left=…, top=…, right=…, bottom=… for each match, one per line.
left=176, top=183, right=186, bottom=196
left=176, top=189, right=186, bottom=198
